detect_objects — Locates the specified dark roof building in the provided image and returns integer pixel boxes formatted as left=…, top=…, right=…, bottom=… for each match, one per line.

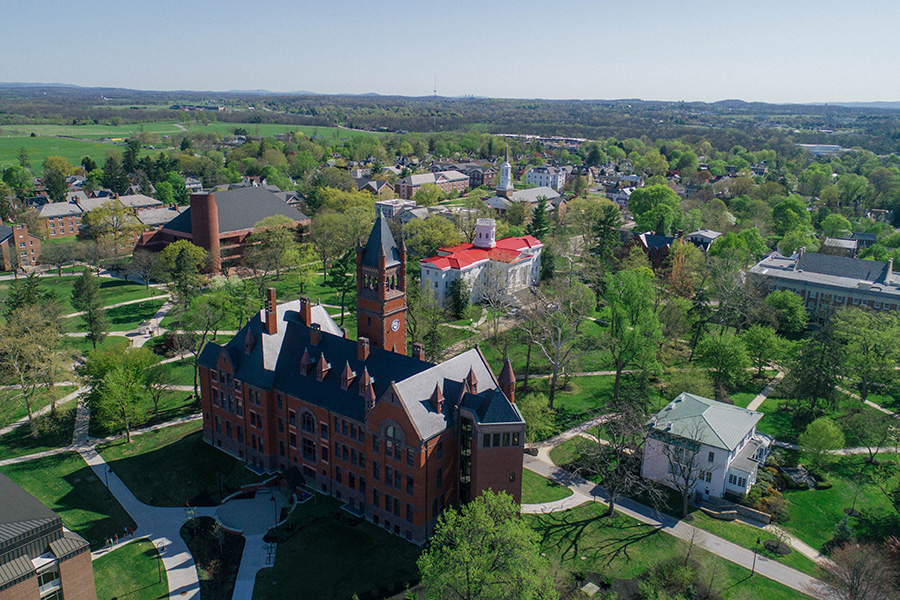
left=198, top=217, right=525, bottom=545
left=0, top=473, right=96, bottom=600
left=135, top=188, right=311, bottom=273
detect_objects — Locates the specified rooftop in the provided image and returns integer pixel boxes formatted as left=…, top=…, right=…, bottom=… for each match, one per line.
left=422, top=235, right=542, bottom=270
left=647, top=392, right=763, bottom=451
left=162, top=188, right=309, bottom=236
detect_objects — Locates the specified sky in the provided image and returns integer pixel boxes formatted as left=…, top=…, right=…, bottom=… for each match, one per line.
left=4, top=0, right=900, bottom=104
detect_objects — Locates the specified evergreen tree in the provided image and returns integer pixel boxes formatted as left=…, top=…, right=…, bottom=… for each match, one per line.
left=448, top=278, right=470, bottom=320
left=525, top=196, right=550, bottom=240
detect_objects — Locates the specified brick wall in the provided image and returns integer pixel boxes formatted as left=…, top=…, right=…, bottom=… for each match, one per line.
left=59, top=550, right=97, bottom=600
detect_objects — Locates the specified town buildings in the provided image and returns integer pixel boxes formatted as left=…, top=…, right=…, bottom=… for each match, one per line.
left=749, top=248, right=900, bottom=313
left=525, top=166, right=569, bottom=191
left=485, top=153, right=559, bottom=215
left=685, top=229, right=722, bottom=252
left=135, top=188, right=310, bottom=273
left=420, top=219, right=543, bottom=308
left=430, top=162, right=497, bottom=189
left=395, top=171, right=469, bottom=200
left=0, top=224, right=40, bottom=270
left=629, top=231, right=677, bottom=270
left=0, top=473, right=96, bottom=600
left=197, top=217, right=525, bottom=544
left=37, top=203, right=82, bottom=239
left=641, top=393, right=773, bottom=501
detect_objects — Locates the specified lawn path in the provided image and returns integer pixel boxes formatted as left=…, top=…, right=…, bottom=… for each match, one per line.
left=62, top=293, right=171, bottom=319
left=0, top=385, right=84, bottom=436
left=746, top=370, right=785, bottom=411
left=522, top=454, right=819, bottom=595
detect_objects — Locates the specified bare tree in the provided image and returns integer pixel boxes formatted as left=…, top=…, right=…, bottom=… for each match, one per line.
left=522, top=281, right=596, bottom=409
left=810, top=543, right=899, bottom=600
left=479, top=266, right=512, bottom=340
left=129, top=249, right=159, bottom=288
left=655, top=418, right=707, bottom=518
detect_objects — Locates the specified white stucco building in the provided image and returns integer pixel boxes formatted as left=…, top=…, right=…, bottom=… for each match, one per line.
left=525, top=166, right=569, bottom=191
left=641, top=393, right=773, bottom=500
left=419, top=219, right=542, bottom=307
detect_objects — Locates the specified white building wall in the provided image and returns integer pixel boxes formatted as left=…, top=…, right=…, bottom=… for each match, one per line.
left=641, top=436, right=729, bottom=499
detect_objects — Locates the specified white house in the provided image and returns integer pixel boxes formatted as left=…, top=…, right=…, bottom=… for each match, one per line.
left=419, top=219, right=542, bottom=307
left=525, top=166, right=568, bottom=191
left=685, top=229, right=723, bottom=252
left=641, top=393, right=773, bottom=500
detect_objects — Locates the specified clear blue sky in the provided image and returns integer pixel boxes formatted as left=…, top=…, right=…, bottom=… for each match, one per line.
left=4, top=0, right=900, bottom=103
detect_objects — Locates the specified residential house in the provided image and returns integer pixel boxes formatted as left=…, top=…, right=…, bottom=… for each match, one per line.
left=749, top=248, right=900, bottom=313
left=629, top=231, right=677, bottom=270
left=355, top=178, right=395, bottom=200
left=0, top=473, right=96, bottom=600
left=641, top=393, right=773, bottom=500
left=198, top=218, right=524, bottom=545
left=685, top=229, right=723, bottom=252
left=525, top=166, right=567, bottom=191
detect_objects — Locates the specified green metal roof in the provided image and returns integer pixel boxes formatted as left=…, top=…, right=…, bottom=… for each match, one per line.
left=647, top=392, right=763, bottom=451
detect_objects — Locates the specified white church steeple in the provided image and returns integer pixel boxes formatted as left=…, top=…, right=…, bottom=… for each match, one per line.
left=497, top=144, right=514, bottom=198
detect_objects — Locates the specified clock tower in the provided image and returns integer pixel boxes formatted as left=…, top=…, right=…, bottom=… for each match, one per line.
left=356, top=215, right=407, bottom=353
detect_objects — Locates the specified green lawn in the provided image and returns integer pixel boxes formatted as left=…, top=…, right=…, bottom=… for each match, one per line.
left=0, top=403, right=76, bottom=459
left=0, top=384, right=77, bottom=427
left=155, top=358, right=197, bottom=387
left=522, top=469, right=573, bottom=504
left=97, top=421, right=263, bottom=506
left=549, top=436, right=587, bottom=467
left=0, top=276, right=165, bottom=315
left=524, top=375, right=616, bottom=433
left=89, top=389, right=198, bottom=438
left=252, top=495, right=421, bottom=600
left=0, top=135, right=134, bottom=170
left=528, top=503, right=810, bottom=600
left=0, top=452, right=135, bottom=549
left=61, top=334, right=131, bottom=358
left=781, top=454, right=900, bottom=552
left=104, top=299, right=167, bottom=331
left=93, top=539, right=169, bottom=600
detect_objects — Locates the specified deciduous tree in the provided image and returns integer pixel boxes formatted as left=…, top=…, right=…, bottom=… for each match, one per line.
left=71, top=267, right=109, bottom=350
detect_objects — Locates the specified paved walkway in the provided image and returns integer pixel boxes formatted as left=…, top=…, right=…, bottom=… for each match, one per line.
left=522, top=455, right=818, bottom=594
left=62, top=293, right=170, bottom=320
left=747, top=371, right=785, bottom=411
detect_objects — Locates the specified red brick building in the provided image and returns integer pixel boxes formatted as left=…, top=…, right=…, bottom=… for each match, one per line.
left=395, top=170, right=469, bottom=200
left=0, top=224, right=41, bottom=271
left=0, top=474, right=96, bottom=600
left=198, top=216, right=525, bottom=544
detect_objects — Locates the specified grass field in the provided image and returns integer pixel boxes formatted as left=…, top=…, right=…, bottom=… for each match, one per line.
left=527, top=503, right=810, bottom=600
left=93, top=539, right=169, bottom=600
left=0, top=452, right=135, bottom=549
left=0, top=276, right=165, bottom=315
left=0, top=384, right=77, bottom=426
left=522, top=469, right=573, bottom=504
left=105, top=299, right=167, bottom=331
left=252, top=495, right=421, bottom=600
left=98, top=420, right=263, bottom=506
left=61, top=334, right=131, bottom=358
left=88, top=389, right=198, bottom=438
left=0, top=402, right=76, bottom=459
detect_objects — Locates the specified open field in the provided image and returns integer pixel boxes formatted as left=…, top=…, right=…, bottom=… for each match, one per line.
left=0, top=384, right=77, bottom=426
left=522, top=469, right=573, bottom=504
left=93, top=539, right=169, bottom=600
left=0, top=276, right=165, bottom=315
left=0, top=402, right=77, bottom=459
left=0, top=451, right=135, bottom=549
left=97, top=420, right=263, bottom=506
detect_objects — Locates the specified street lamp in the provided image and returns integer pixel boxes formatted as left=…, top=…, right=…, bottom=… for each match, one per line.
left=156, top=540, right=166, bottom=584
left=752, top=537, right=760, bottom=576
left=105, top=466, right=112, bottom=502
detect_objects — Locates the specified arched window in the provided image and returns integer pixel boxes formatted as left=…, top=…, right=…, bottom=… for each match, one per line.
left=301, top=412, right=315, bottom=434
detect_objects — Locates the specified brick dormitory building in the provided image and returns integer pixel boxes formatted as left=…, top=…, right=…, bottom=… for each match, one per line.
left=198, top=216, right=525, bottom=544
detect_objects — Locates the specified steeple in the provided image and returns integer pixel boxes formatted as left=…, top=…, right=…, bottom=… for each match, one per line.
left=356, top=216, right=408, bottom=353
left=497, top=143, right=514, bottom=198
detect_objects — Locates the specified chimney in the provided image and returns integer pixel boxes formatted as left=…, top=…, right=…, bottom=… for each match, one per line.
left=465, top=367, right=478, bottom=394
left=244, top=330, right=255, bottom=354
left=358, top=337, right=370, bottom=361
left=411, top=342, right=425, bottom=361
left=341, top=361, right=356, bottom=390
left=316, top=352, right=331, bottom=381
left=189, top=192, right=221, bottom=272
left=499, top=357, right=516, bottom=402
left=887, top=258, right=894, bottom=281
left=264, top=288, right=277, bottom=335
left=300, top=347, right=314, bottom=375
left=299, top=296, right=312, bottom=326
left=310, top=323, right=322, bottom=346
left=430, top=382, right=444, bottom=414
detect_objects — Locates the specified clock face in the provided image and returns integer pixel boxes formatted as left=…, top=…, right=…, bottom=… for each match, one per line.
left=391, top=319, right=400, bottom=332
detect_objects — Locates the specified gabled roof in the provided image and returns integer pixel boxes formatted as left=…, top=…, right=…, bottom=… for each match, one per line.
left=38, top=201, right=83, bottom=218
left=119, top=193, right=163, bottom=210
left=634, top=232, right=676, bottom=251
left=162, top=188, right=309, bottom=236
left=647, top=393, right=763, bottom=451
left=359, top=215, right=400, bottom=268
left=0, top=225, right=13, bottom=244
left=422, top=235, right=542, bottom=271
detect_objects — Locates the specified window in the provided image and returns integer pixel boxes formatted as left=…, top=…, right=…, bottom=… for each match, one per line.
left=342, top=445, right=349, bottom=461
left=386, top=466, right=393, bottom=486
left=289, top=432, right=296, bottom=448
left=359, top=451, right=365, bottom=468
left=349, top=473, right=356, bottom=490
left=373, top=461, right=380, bottom=480
left=373, top=488, right=379, bottom=506
left=483, top=433, right=491, bottom=447
left=359, top=477, right=366, bottom=493
left=335, top=466, right=342, bottom=484
left=277, top=394, right=283, bottom=409
left=279, top=441, right=285, bottom=457
left=215, top=416, right=221, bottom=433
left=512, top=432, right=520, bottom=446
left=407, top=450, right=414, bottom=467
left=407, top=503, right=413, bottom=522
left=394, top=469, right=401, bottom=489
left=708, top=451, right=715, bottom=463
left=407, top=475, right=414, bottom=495
left=321, top=424, right=328, bottom=439
left=493, top=433, right=500, bottom=447
left=226, top=422, right=232, bottom=438
left=237, top=426, right=243, bottom=443
left=278, top=418, right=284, bottom=433
left=321, top=446, right=329, bottom=462
left=302, top=438, right=316, bottom=462
left=351, top=425, right=356, bottom=440
left=302, top=412, right=315, bottom=433
left=358, top=430, right=365, bottom=443
left=373, top=436, right=379, bottom=452
left=502, top=433, right=510, bottom=446
left=704, top=471, right=712, bottom=483
left=437, top=441, right=443, bottom=459
left=289, top=410, right=296, bottom=426
left=436, top=468, right=442, bottom=489
left=351, top=449, right=357, bottom=465
left=342, top=420, right=349, bottom=436
left=212, top=390, right=219, bottom=406
left=509, top=472, right=515, bottom=483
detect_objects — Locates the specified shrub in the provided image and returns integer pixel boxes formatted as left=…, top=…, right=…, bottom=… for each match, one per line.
left=758, top=494, right=791, bottom=524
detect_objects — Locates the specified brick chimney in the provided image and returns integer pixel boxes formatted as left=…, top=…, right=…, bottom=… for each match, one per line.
left=189, top=192, right=220, bottom=272
left=358, top=337, right=370, bottom=361
left=310, top=323, right=322, bottom=346
left=499, top=357, right=516, bottom=402
left=316, top=352, right=330, bottom=381
left=299, top=296, right=312, bottom=326
left=430, top=382, right=444, bottom=414
left=411, top=342, right=425, bottom=361
left=264, top=288, right=277, bottom=335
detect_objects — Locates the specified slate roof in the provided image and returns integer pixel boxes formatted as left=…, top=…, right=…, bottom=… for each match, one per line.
left=647, top=392, right=763, bottom=451
left=137, top=206, right=186, bottom=227
left=634, top=232, right=676, bottom=251
left=796, top=251, right=890, bottom=282
left=0, top=226, right=13, bottom=244
left=359, top=215, right=400, bottom=268
left=162, top=188, right=309, bottom=236
left=0, top=473, right=60, bottom=550
left=199, top=299, right=521, bottom=441
left=119, top=193, right=163, bottom=210
left=38, top=202, right=83, bottom=218
left=76, top=196, right=113, bottom=212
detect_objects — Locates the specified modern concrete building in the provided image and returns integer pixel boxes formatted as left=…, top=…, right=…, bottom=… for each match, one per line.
left=0, top=474, right=96, bottom=600
left=749, top=248, right=900, bottom=313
